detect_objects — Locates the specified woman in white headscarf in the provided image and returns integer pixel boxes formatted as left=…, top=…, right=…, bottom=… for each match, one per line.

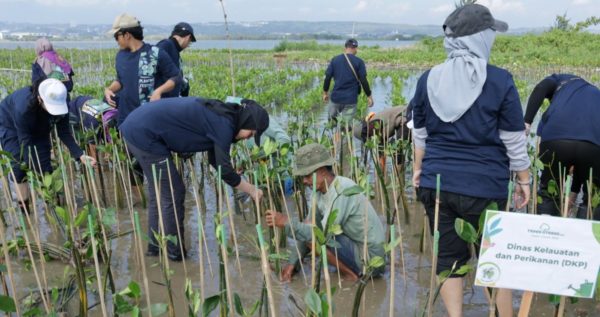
left=410, top=4, right=530, bottom=317
left=32, top=38, right=74, bottom=97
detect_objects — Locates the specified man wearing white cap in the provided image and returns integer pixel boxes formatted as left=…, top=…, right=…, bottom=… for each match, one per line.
left=0, top=78, right=96, bottom=213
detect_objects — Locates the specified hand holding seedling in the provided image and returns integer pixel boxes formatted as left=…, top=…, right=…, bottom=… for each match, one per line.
left=265, top=210, right=287, bottom=228
left=80, top=154, right=97, bottom=167
left=280, top=264, right=295, bottom=282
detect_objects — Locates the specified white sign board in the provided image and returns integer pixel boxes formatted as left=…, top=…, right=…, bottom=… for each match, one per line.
left=475, top=211, right=600, bottom=298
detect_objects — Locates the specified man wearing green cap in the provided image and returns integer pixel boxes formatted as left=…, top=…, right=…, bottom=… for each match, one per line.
left=266, top=143, right=385, bottom=282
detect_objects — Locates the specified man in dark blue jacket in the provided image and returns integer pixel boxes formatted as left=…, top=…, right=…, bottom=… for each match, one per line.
left=156, top=22, right=196, bottom=98
left=322, top=38, right=373, bottom=125
left=120, top=97, right=269, bottom=261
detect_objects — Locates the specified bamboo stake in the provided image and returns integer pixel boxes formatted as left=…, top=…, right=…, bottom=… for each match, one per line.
left=388, top=225, right=396, bottom=317
left=389, top=162, right=407, bottom=281
left=426, top=174, right=441, bottom=317
left=310, top=172, right=317, bottom=289
left=166, top=161, right=188, bottom=275
left=0, top=213, right=21, bottom=316
left=321, top=245, right=333, bottom=317
left=275, top=173, right=308, bottom=285
left=556, top=175, right=572, bottom=317
left=218, top=0, right=236, bottom=96
left=216, top=168, right=234, bottom=317
left=186, top=160, right=213, bottom=278
left=18, top=213, right=50, bottom=313
left=87, top=215, right=108, bottom=316
left=224, top=178, right=243, bottom=277
left=151, top=165, right=176, bottom=317
left=133, top=212, right=153, bottom=317
left=256, top=224, right=278, bottom=317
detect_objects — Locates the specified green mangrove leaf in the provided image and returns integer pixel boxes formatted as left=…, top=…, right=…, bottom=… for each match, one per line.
left=548, top=180, right=558, bottom=197
left=455, top=218, right=478, bottom=244
left=368, top=256, right=385, bottom=269
left=102, top=207, right=117, bottom=227
left=329, top=224, right=343, bottom=235
left=132, top=306, right=141, bottom=317
left=55, top=206, right=70, bottom=226
left=202, top=295, right=220, bottom=317
left=149, top=303, right=168, bottom=316
left=43, top=174, right=52, bottom=188
left=548, top=294, right=561, bottom=305
left=313, top=227, right=326, bottom=245
left=592, top=223, right=600, bottom=245
left=0, top=295, right=16, bottom=312
left=74, top=208, right=89, bottom=227
left=342, top=185, right=364, bottom=196
left=325, top=209, right=338, bottom=234
left=455, top=264, right=473, bottom=275
left=234, top=293, right=245, bottom=316
left=304, top=289, right=322, bottom=315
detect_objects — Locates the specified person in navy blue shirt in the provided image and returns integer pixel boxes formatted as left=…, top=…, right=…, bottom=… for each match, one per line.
left=524, top=74, right=600, bottom=220
left=120, top=97, right=269, bottom=261
left=103, top=13, right=180, bottom=127
left=0, top=79, right=96, bottom=213
left=68, top=95, right=118, bottom=158
left=411, top=4, right=530, bottom=317
left=322, top=39, right=373, bottom=124
left=156, top=22, right=196, bottom=98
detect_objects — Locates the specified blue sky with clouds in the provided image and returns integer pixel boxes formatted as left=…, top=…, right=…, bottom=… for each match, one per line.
left=0, top=0, right=597, bottom=28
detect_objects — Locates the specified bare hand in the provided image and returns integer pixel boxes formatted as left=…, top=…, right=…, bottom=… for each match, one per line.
left=524, top=123, right=531, bottom=136
left=412, top=169, right=421, bottom=188
left=80, top=154, right=97, bottom=168
left=265, top=210, right=288, bottom=228
left=149, top=90, right=162, bottom=102
left=280, top=264, right=295, bottom=282
left=104, top=89, right=116, bottom=107
left=367, top=96, right=374, bottom=107
left=514, top=183, right=530, bottom=209
left=252, top=188, right=263, bottom=203
left=322, top=92, right=329, bottom=103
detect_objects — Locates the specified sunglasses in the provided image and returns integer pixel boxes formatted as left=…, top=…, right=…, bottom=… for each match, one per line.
left=114, top=32, right=124, bottom=41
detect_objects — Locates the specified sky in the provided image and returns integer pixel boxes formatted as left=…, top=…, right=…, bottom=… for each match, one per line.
left=0, top=0, right=598, bottom=29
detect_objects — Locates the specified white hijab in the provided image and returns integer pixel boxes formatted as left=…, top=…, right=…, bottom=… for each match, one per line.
left=426, top=28, right=497, bottom=122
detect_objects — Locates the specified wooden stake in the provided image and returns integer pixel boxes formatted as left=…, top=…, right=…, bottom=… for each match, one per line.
left=426, top=174, right=441, bottom=317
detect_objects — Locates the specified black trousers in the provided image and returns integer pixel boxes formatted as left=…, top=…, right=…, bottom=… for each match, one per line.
left=127, top=141, right=186, bottom=256
left=537, top=139, right=600, bottom=220
left=418, top=188, right=506, bottom=275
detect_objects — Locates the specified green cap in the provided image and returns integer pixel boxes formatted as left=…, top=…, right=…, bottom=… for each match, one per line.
left=293, top=143, right=335, bottom=176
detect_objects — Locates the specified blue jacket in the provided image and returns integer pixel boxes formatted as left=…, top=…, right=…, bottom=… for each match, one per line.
left=155, top=38, right=183, bottom=98
left=0, top=87, right=84, bottom=166
left=120, top=97, right=241, bottom=186
left=323, top=53, right=371, bottom=104
left=411, top=66, right=524, bottom=199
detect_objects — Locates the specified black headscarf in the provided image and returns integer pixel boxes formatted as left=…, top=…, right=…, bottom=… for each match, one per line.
left=203, top=98, right=269, bottom=143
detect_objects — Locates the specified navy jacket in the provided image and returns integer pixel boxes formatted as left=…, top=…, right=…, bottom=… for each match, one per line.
left=323, top=53, right=371, bottom=104
left=0, top=87, right=84, bottom=165
left=120, top=97, right=241, bottom=186
left=156, top=38, right=183, bottom=98
left=411, top=66, right=524, bottom=199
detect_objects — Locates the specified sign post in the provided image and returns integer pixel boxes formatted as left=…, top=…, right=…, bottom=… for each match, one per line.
left=476, top=211, right=600, bottom=299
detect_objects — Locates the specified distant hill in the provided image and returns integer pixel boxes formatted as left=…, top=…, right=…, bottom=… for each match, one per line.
left=0, top=20, right=547, bottom=41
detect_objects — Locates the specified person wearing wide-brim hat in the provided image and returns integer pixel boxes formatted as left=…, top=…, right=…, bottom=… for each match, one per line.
left=120, top=97, right=268, bottom=261
left=156, top=22, right=197, bottom=98
left=0, top=78, right=96, bottom=213
left=411, top=4, right=530, bottom=316
left=266, top=143, right=386, bottom=282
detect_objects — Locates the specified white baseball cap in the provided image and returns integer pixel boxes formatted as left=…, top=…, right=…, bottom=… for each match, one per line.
left=39, top=78, right=68, bottom=115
